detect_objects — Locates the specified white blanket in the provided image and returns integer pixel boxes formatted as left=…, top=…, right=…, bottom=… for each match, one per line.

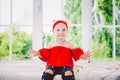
left=0, top=61, right=120, bottom=80
left=74, top=61, right=120, bottom=80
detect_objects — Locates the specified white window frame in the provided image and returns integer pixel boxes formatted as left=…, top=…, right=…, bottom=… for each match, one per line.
left=82, top=0, right=92, bottom=62
left=0, top=0, right=33, bottom=60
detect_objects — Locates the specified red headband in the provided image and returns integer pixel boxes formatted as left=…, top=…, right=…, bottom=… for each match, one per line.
left=52, top=20, right=68, bottom=31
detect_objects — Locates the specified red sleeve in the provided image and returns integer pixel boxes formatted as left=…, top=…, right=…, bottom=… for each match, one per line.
left=71, top=48, right=84, bottom=61
left=38, top=48, right=50, bottom=62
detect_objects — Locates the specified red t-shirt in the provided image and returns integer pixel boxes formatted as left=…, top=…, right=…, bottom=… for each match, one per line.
left=38, top=46, right=84, bottom=69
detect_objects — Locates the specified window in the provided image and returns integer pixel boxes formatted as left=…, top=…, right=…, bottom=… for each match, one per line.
left=0, top=0, right=33, bottom=60
left=92, top=0, right=120, bottom=61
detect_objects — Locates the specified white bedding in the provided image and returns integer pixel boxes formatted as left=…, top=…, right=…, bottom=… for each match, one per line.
left=0, top=60, right=120, bottom=80
left=0, top=61, right=44, bottom=80
left=74, top=61, right=120, bottom=80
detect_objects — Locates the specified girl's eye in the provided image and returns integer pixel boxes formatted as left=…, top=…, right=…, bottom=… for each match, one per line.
left=57, top=29, right=60, bottom=31
left=62, top=29, right=65, bottom=31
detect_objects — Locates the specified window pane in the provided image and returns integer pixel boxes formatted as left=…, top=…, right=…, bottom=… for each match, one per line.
left=0, top=27, right=10, bottom=60
left=92, top=27, right=113, bottom=61
left=42, top=25, right=55, bottom=48
left=0, top=0, right=11, bottom=25
left=12, top=26, right=32, bottom=60
left=116, top=27, right=120, bottom=61
left=43, top=0, right=62, bottom=25
left=12, top=0, right=33, bottom=25
left=92, top=0, right=113, bottom=25
left=67, top=26, right=82, bottom=47
left=64, top=0, right=82, bottom=24
left=115, top=0, right=120, bottom=25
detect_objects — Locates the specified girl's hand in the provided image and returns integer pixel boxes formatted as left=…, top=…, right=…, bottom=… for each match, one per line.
left=28, top=49, right=42, bottom=57
left=81, top=50, right=91, bottom=60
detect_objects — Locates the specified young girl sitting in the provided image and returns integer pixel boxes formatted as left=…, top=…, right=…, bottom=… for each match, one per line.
left=29, top=20, right=91, bottom=80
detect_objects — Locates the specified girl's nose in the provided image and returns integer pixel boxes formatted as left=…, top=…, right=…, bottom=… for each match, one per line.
left=59, top=30, right=64, bottom=33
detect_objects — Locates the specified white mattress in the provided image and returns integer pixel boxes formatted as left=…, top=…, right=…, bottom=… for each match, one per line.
left=0, top=61, right=44, bottom=80
left=0, top=60, right=120, bottom=80
left=74, top=61, right=120, bottom=80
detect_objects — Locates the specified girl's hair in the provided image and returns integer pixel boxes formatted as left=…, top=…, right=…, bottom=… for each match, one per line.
left=52, top=20, right=68, bottom=31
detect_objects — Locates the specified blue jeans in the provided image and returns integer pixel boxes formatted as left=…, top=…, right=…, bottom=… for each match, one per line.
left=41, top=66, right=75, bottom=80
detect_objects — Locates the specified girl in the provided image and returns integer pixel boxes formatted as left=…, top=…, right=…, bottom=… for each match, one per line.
left=29, top=20, right=91, bottom=80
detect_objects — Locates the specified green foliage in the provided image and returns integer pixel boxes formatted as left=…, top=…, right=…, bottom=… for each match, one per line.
left=64, top=0, right=82, bottom=47
left=92, top=0, right=113, bottom=25
left=116, top=0, right=120, bottom=5
left=12, top=28, right=32, bottom=60
left=0, top=27, right=32, bottom=60
left=116, top=28, right=120, bottom=59
left=98, top=0, right=113, bottom=24
left=92, top=39, right=111, bottom=60
left=0, top=32, right=9, bottom=59
left=67, top=26, right=81, bottom=47
left=64, top=0, right=82, bottom=24
left=92, top=28, right=112, bottom=61
left=42, top=33, right=54, bottom=47
left=91, top=0, right=120, bottom=61
left=92, top=28, right=112, bottom=60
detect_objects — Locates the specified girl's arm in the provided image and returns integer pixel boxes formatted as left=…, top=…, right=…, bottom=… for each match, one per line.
left=28, top=49, right=42, bottom=58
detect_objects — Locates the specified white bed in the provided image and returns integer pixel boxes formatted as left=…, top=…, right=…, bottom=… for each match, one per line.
left=0, top=60, right=46, bottom=80
left=74, top=61, right=120, bottom=80
left=0, top=60, right=120, bottom=80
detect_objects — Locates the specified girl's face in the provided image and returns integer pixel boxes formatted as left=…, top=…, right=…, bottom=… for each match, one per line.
left=53, top=23, right=68, bottom=40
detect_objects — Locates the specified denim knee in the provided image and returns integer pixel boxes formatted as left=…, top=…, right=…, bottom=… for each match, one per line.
left=41, top=72, right=54, bottom=80
left=61, top=66, right=75, bottom=80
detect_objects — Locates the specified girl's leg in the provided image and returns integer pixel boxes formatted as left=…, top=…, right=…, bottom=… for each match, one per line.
left=61, top=66, right=75, bottom=80
left=41, top=66, right=55, bottom=80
